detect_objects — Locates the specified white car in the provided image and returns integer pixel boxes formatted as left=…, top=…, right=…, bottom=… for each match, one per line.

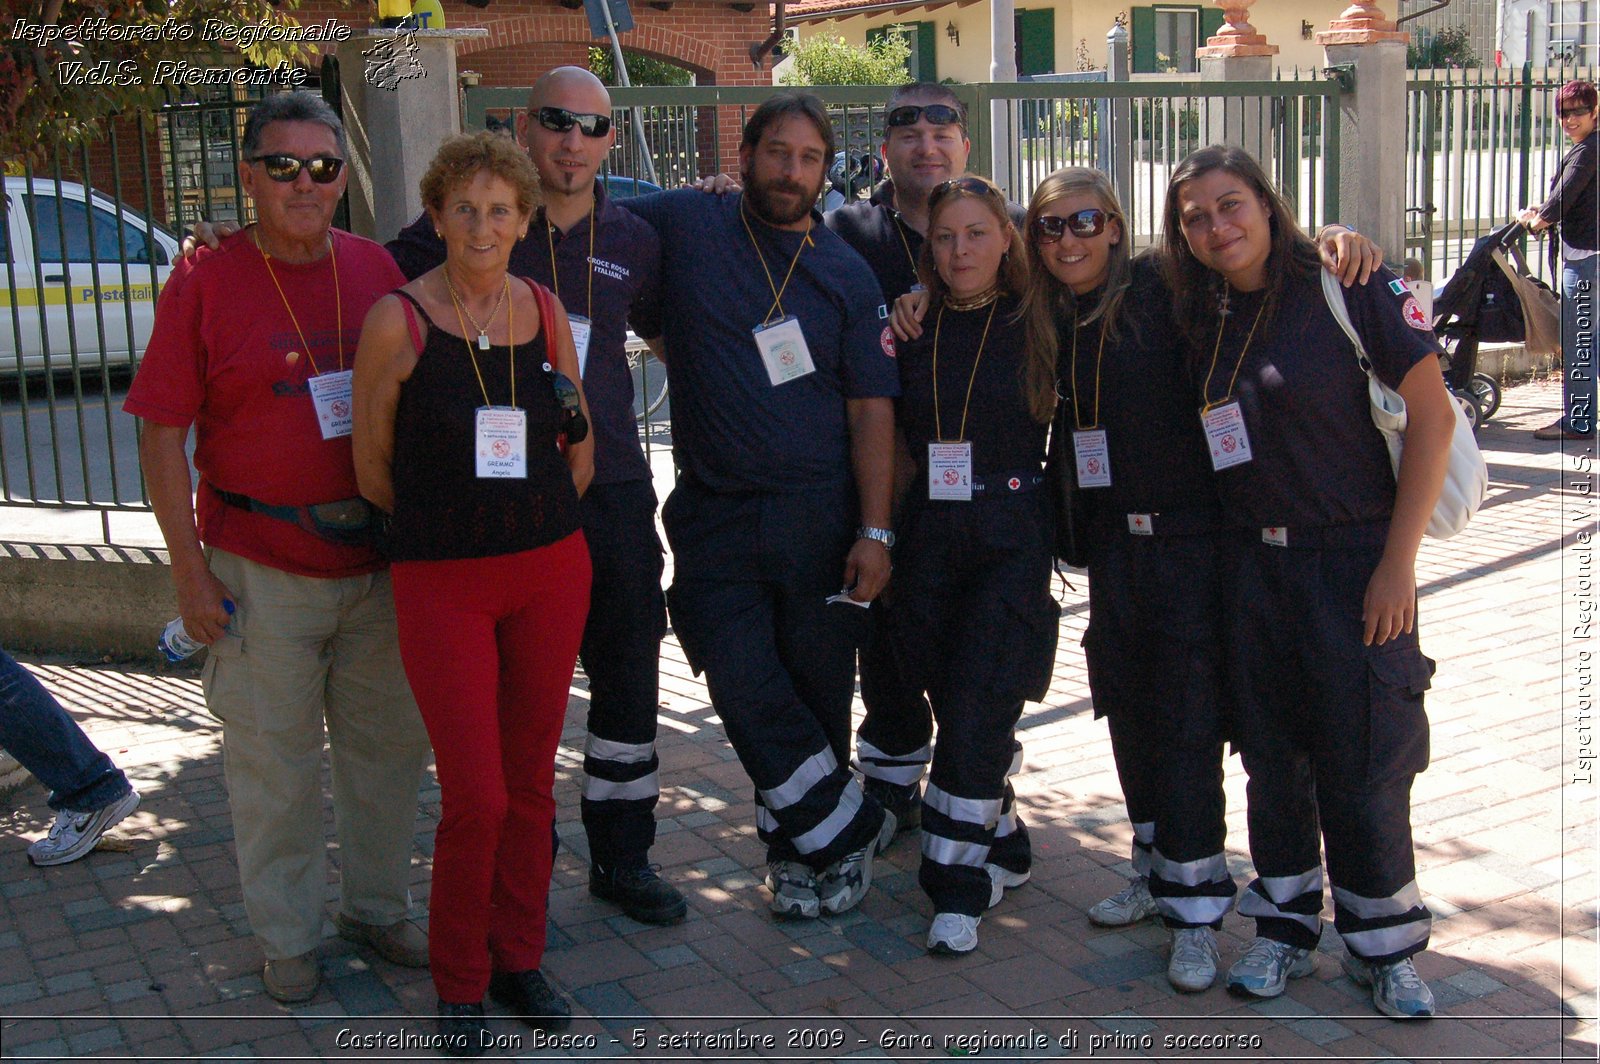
left=2, top=176, right=179, bottom=376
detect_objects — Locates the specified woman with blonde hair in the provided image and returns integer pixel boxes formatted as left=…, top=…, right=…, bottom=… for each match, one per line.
left=885, top=175, right=1054, bottom=955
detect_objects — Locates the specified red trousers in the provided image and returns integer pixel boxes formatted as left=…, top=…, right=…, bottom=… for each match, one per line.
left=391, top=532, right=591, bottom=1004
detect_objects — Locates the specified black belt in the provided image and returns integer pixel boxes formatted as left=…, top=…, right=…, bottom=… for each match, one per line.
left=212, top=486, right=383, bottom=549
left=970, top=469, right=1045, bottom=497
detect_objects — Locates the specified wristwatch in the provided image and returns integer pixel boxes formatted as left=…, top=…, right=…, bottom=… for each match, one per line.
left=857, top=525, right=895, bottom=550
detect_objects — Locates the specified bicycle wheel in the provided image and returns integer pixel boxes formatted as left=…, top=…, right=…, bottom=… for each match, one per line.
left=1469, top=372, right=1502, bottom=420
left=629, top=346, right=669, bottom=422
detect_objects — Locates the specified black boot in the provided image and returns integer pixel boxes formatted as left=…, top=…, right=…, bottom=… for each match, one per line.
left=488, top=969, right=572, bottom=1031
left=589, top=863, right=688, bottom=924
left=436, top=1000, right=489, bottom=1058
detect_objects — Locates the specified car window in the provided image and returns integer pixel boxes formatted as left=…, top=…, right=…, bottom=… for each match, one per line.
left=26, top=194, right=152, bottom=265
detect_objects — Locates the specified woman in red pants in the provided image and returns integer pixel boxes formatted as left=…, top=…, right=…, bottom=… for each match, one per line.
left=353, top=131, right=594, bottom=1057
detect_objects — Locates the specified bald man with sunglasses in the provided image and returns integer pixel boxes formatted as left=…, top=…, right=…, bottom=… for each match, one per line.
left=128, top=92, right=433, bottom=1004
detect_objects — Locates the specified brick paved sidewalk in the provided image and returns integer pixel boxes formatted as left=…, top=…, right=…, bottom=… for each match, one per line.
left=0, top=378, right=1594, bottom=1062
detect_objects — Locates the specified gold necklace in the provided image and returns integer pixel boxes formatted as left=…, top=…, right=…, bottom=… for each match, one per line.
left=945, top=284, right=1001, bottom=312
left=443, top=270, right=509, bottom=350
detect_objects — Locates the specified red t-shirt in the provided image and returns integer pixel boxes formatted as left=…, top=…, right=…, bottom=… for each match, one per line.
left=125, top=228, right=405, bottom=578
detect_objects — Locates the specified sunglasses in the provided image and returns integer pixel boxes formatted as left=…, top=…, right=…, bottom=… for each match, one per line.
left=1033, top=209, right=1112, bottom=243
left=537, top=106, right=612, bottom=138
left=551, top=369, right=590, bottom=443
left=931, top=176, right=1003, bottom=204
left=1559, top=108, right=1594, bottom=119
left=249, top=154, right=345, bottom=184
left=886, top=103, right=965, bottom=129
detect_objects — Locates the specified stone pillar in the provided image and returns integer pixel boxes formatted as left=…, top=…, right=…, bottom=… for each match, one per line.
left=989, top=0, right=1018, bottom=183
left=337, top=29, right=485, bottom=243
left=1197, top=0, right=1279, bottom=161
left=1316, top=2, right=1410, bottom=259
left=1104, top=23, right=1133, bottom=216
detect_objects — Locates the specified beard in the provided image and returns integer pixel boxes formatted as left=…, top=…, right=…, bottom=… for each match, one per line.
left=742, top=170, right=819, bottom=226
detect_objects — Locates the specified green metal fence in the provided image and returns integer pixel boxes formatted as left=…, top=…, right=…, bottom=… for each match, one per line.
left=1405, top=62, right=1599, bottom=286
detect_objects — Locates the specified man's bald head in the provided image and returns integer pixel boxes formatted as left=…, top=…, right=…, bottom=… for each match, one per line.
left=528, top=66, right=612, bottom=113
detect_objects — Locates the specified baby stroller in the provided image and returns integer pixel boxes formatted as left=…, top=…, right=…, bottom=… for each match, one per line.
left=1431, top=220, right=1562, bottom=427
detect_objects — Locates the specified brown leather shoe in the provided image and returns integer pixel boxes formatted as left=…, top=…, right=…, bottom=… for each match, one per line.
left=262, top=951, right=319, bottom=1003
left=335, top=913, right=429, bottom=967
left=1533, top=419, right=1592, bottom=441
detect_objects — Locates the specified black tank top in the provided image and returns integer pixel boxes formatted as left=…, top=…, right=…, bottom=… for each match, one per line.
left=386, top=281, right=581, bottom=561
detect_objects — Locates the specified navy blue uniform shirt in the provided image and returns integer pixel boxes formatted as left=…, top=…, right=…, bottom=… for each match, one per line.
left=1200, top=264, right=1444, bottom=528
left=1068, top=254, right=1223, bottom=524
left=825, top=180, right=1028, bottom=302
left=624, top=189, right=899, bottom=493
left=386, top=179, right=663, bottom=486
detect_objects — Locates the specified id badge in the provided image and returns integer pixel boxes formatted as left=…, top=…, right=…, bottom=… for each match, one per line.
left=1201, top=400, right=1253, bottom=471
left=475, top=406, right=527, bottom=479
left=928, top=441, right=973, bottom=501
left=752, top=315, right=817, bottom=386
left=1072, top=428, right=1112, bottom=488
left=307, top=369, right=354, bottom=440
left=569, top=315, right=593, bottom=379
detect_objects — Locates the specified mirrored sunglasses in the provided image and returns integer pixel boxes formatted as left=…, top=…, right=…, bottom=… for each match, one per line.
left=1033, top=209, right=1111, bottom=243
left=250, top=154, right=345, bottom=184
left=538, top=106, right=612, bottom=138
left=886, top=103, right=965, bottom=129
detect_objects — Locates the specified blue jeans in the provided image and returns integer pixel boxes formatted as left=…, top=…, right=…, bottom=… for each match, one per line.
left=0, top=648, right=131, bottom=812
left=1561, top=256, right=1597, bottom=434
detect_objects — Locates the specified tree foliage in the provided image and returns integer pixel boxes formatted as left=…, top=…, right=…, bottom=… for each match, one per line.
left=3, top=0, right=337, bottom=165
left=1407, top=26, right=1479, bottom=69
left=588, top=46, right=693, bottom=87
left=779, top=27, right=910, bottom=87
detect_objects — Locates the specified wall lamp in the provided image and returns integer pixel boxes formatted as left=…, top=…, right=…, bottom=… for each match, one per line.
left=946, top=21, right=959, bottom=46
left=1301, top=20, right=1315, bottom=39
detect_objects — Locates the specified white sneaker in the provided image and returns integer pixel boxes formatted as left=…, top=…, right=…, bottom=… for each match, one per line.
left=1167, top=927, right=1220, bottom=992
left=765, top=859, right=820, bottom=919
left=1087, top=876, right=1158, bottom=926
left=817, top=810, right=895, bottom=915
left=986, top=863, right=1030, bottom=908
left=1342, top=953, right=1435, bottom=1019
left=1225, top=936, right=1317, bottom=998
left=927, top=912, right=980, bottom=954
left=27, top=789, right=139, bottom=867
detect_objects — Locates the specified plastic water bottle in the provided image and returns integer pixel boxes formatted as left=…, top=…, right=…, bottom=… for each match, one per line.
left=158, top=600, right=235, bottom=663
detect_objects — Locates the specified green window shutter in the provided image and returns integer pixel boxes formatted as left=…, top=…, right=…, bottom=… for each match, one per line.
left=916, top=20, right=937, bottom=81
left=1131, top=7, right=1156, bottom=73
left=1015, top=9, right=1055, bottom=76
left=867, top=25, right=885, bottom=45
left=1200, top=5, right=1225, bottom=43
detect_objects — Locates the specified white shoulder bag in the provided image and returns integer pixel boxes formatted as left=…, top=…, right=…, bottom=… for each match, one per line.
left=1320, top=270, right=1488, bottom=539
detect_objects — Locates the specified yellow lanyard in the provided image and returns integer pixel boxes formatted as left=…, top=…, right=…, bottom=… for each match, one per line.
left=740, top=200, right=812, bottom=324
left=546, top=202, right=595, bottom=321
left=257, top=231, right=343, bottom=375
left=1200, top=295, right=1268, bottom=413
left=447, top=275, right=516, bottom=409
left=1069, top=314, right=1110, bottom=431
left=931, top=300, right=998, bottom=443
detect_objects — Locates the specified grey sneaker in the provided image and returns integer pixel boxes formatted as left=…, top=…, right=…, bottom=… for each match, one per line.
left=986, top=863, right=1030, bottom=908
left=927, top=912, right=980, bottom=954
left=1167, top=927, right=1220, bottom=992
left=765, top=859, right=820, bottom=919
left=1225, top=937, right=1317, bottom=998
left=27, top=789, right=140, bottom=867
left=1341, top=953, right=1435, bottom=1019
left=863, top=777, right=922, bottom=834
left=817, top=809, right=896, bottom=915
left=1087, top=876, right=1158, bottom=926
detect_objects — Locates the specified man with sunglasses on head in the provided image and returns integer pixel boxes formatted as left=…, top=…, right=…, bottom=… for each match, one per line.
left=127, top=91, right=433, bottom=1004
left=823, top=83, right=1032, bottom=888
left=386, top=65, right=686, bottom=927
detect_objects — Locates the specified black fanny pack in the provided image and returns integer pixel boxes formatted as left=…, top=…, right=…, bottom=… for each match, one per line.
left=213, top=488, right=386, bottom=551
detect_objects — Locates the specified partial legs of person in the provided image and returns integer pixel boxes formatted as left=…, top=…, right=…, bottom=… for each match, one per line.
left=204, top=549, right=428, bottom=1003
left=1537, top=255, right=1597, bottom=439
left=663, top=478, right=888, bottom=920
left=577, top=479, right=685, bottom=925
left=1227, top=533, right=1435, bottom=1019
left=854, top=609, right=932, bottom=840
left=0, top=647, right=139, bottom=867
left=392, top=533, right=591, bottom=1038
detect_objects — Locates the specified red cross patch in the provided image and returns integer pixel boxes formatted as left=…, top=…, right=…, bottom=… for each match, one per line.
left=1007, top=476, right=1021, bottom=491
left=1401, top=296, right=1431, bottom=331
left=880, top=326, right=897, bottom=358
